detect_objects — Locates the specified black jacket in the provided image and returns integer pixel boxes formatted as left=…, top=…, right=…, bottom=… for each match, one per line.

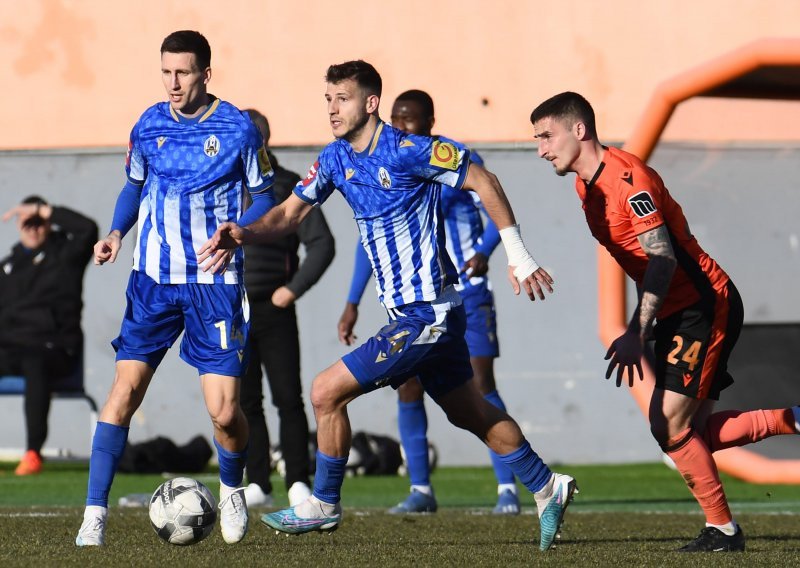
left=0, top=206, right=98, bottom=351
left=243, top=153, right=335, bottom=302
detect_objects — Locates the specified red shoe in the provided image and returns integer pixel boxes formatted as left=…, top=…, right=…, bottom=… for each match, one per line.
left=15, top=450, right=43, bottom=475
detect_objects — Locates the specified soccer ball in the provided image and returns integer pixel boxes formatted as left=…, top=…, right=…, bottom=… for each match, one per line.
left=149, top=477, right=217, bottom=545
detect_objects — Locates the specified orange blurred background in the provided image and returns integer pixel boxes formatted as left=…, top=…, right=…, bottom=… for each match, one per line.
left=1, top=0, right=798, bottom=150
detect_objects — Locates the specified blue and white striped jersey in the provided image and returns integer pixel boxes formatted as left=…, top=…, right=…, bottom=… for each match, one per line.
left=125, top=97, right=274, bottom=284
left=439, top=150, right=500, bottom=292
left=295, top=122, right=470, bottom=309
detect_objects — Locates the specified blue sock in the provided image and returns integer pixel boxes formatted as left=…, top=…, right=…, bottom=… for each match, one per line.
left=498, top=440, right=551, bottom=493
left=86, top=422, right=129, bottom=507
left=398, top=399, right=430, bottom=487
left=214, top=438, right=247, bottom=488
left=483, top=390, right=516, bottom=486
left=312, top=450, right=347, bottom=504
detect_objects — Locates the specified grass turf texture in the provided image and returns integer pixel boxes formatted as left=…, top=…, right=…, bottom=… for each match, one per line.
left=1, top=462, right=799, bottom=566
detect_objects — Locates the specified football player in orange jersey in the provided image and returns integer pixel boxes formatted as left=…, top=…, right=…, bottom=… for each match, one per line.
left=530, top=91, right=800, bottom=552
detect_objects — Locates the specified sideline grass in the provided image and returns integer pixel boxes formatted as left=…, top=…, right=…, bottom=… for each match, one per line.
left=1, top=461, right=799, bottom=566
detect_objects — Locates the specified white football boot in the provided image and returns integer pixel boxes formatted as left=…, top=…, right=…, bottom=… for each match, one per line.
left=219, top=487, right=249, bottom=544
left=287, top=481, right=312, bottom=507
left=75, top=505, right=108, bottom=546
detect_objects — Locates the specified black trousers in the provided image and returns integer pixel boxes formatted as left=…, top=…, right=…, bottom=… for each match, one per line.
left=240, top=301, right=311, bottom=492
left=0, top=346, right=77, bottom=453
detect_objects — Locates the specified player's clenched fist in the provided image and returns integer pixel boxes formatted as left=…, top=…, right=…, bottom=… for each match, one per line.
left=94, top=231, right=122, bottom=265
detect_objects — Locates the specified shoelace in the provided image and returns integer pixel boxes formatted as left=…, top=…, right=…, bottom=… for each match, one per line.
left=221, top=492, right=244, bottom=518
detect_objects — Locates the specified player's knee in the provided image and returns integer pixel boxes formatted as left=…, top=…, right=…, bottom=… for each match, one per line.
left=397, top=379, right=423, bottom=402
left=309, top=375, right=339, bottom=414
left=208, top=403, right=239, bottom=432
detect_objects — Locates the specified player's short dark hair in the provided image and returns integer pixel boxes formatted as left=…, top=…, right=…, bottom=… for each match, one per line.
left=395, top=89, right=434, bottom=119
left=325, top=60, right=382, bottom=97
left=161, top=30, right=211, bottom=70
left=530, top=92, right=597, bottom=138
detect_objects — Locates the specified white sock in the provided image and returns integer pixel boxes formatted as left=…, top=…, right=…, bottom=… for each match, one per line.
left=497, top=483, right=517, bottom=496
left=220, top=481, right=238, bottom=501
left=706, top=520, right=738, bottom=536
left=533, top=473, right=555, bottom=500
left=411, top=484, right=433, bottom=496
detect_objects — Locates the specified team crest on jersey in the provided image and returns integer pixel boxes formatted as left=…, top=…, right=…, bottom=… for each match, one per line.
left=378, top=167, right=392, bottom=188
left=204, top=135, right=220, bottom=157
left=257, top=146, right=274, bottom=177
left=627, top=191, right=658, bottom=218
left=429, top=141, right=459, bottom=170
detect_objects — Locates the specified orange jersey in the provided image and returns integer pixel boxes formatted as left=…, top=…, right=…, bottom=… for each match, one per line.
left=575, top=146, right=729, bottom=318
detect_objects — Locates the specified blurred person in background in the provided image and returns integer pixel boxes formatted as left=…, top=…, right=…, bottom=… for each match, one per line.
left=0, top=196, right=97, bottom=475
left=241, top=108, right=335, bottom=508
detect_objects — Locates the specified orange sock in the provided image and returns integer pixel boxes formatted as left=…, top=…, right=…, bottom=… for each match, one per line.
left=664, top=427, right=731, bottom=525
left=702, top=409, right=796, bottom=452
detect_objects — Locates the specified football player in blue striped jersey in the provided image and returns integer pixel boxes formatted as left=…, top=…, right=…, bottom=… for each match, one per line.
left=338, top=89, right=521, bottom=515
left=200, top=60, right=577, bottom=551
left=76, top=30, right=275, bottom=547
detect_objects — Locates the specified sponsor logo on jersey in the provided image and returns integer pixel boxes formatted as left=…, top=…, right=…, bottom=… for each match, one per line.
left=345, top=168, right=355, bottom=180
left=301, top=161, right=319, bottom=187
left=399, top=139, right=415, bottom=148
left=683, top=372, right=693, bottom=387
left=429, top=140, right=459, bottom=170
left=204, top=135, right=220, bottom=157
left=378, top=167, right=392, bottom=188
left=627, top=191, right=657, bottom=218
left=157, top=136, right=167, bottom=149
left=257, top=145, right=273, bottom=177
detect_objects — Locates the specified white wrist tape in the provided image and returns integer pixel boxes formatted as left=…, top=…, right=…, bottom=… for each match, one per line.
left=499, top=224, right=540, bottom=281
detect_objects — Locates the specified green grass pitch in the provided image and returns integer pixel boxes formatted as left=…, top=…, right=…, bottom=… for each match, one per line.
left=1, top=461, right=799, bottom=566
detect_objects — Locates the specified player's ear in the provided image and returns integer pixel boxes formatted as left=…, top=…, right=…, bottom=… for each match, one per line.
left=203, top=67, right=212, bottom=85
left=366, top=94, right=380, bottom=114
left=574, top=121, right=586, bottom=140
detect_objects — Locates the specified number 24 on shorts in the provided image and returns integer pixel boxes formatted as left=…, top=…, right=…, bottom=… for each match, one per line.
left=668, top=336, right=702, bottom=371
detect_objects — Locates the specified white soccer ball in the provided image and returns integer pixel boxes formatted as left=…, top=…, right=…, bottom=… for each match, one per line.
left=149, top=477, right=217, bottom=545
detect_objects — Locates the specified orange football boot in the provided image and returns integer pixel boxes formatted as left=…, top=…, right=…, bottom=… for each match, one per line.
left=15, top=450, right=43, bottom=475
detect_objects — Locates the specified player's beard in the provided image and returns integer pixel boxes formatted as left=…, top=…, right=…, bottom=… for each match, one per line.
left=341, top=110, right=372, bottom=144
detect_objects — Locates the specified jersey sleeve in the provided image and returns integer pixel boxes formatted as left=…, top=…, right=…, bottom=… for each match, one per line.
left=241, top=121, right=275, bottom=194
left=400, top=134, right=471, bottom=189
left=125, top=124, right=146, bottom=186
left=293, top=153, right=336, bottom=206
left=619, top=169, right=666, bottom=235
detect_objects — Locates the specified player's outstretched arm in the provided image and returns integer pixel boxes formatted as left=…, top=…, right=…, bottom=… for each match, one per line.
left=604, top=224, right=676, bottom=387
left=94, top=230, right=122, bottom=266
left=463, top=163, right=554, bottom=301
left=198, top=194, right=313, bottom=273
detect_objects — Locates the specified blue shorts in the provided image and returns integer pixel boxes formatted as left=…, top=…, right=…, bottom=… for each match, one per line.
left=461, top=284, right=499, bottom=358
left=342, top=287, right=473, bottom=400
left=111, top=270, right=249, bottom=376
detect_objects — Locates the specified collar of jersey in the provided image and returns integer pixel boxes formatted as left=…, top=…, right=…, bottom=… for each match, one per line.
left=585, top=145, right=610, bottom=190
left=169, top=95, right=220, bottom=124
left=352, top=121, right=385, bottom=158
